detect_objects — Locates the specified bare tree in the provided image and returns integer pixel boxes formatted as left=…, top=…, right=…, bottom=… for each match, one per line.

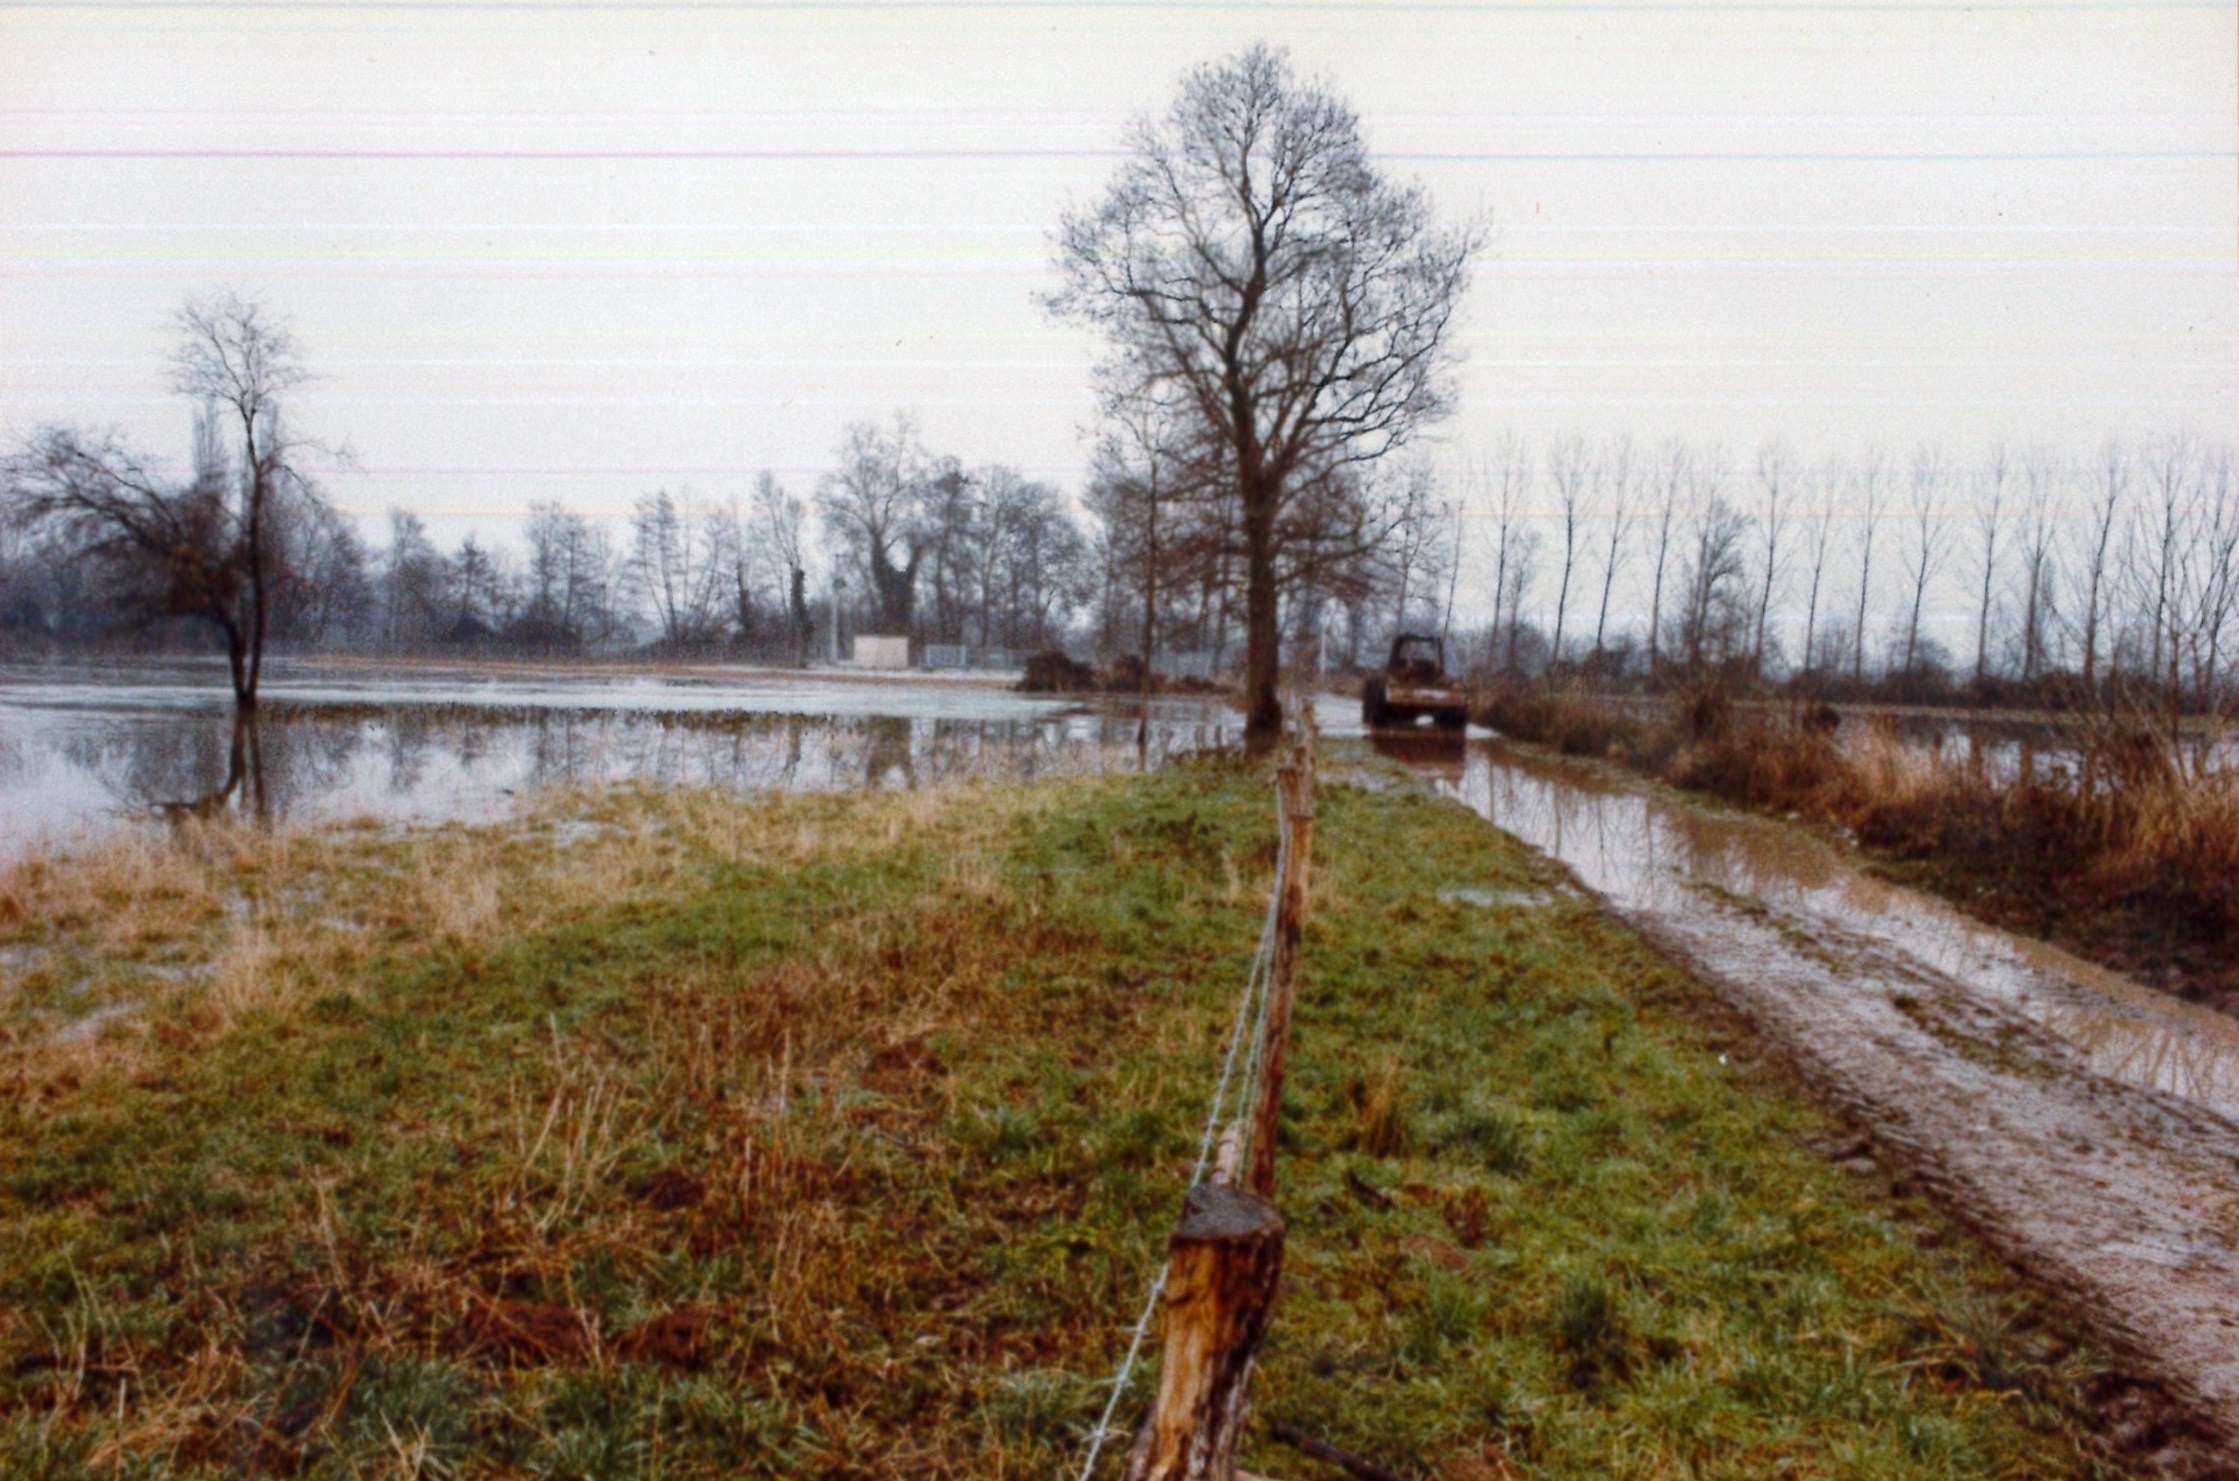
left=1797, top=460, right=1839, bottom=682
left=1478, top=434, right=1533, bottom=676
left=818, top=414, right=940, bottom=634
left=2076, top=441, right=2127, bottom=691
left=1898, top=447, right=1949, bottom=677
left=1848, top=450, right=1889, bottom=681
left=708, top=494, right=764, bottom=648
left=1750, top=441, right=1792, bottom=678
left=1049, top=44, right=1479, bottom=750
left=450, top=533, right=506, bottom=640
left=1644, top=438, right=1688, bottom=677
left=1971, top=445, right=2010, bottom=686
left=2016, top=449, right=2063, bottom=683
left=172, top=294, right=317, bottom=706
left=1589, top=434, right=1636, bottom=668
left=2133, top=433, right=2194, bottom=697
left=1678, top=477, right=1750, bottom=673
left=754, top=471, right=813, bottom=663
left=5, top=294, right=325, bottom=709
left=919, top=459, right=981, bottom=645
left=1545, top=433, right=1590, bottom=667
left=379, top=509, right=448, bottom=648
left=1384, top=457, right=1451, bottom=637
left=1086, top=381, right=1194, bottom=743
left=1437, top=482, right=1467, bottom=649
left=1503, top=526, right=1544, bottom=676
left=629, top=489, right=723, bottom=650
left=5, top=427, right=253, bottom=674
left=2186, top=446, right=2239, bottom=722
left=519, top=501, right=617, bottom=653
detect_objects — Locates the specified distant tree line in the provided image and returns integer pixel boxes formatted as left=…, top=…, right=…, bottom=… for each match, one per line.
left=1453, top=430, right=2239, bottom=715
left=2, top=394, right=1101, bottom=701
left=9, top=296, right=2229, bottom=730
left=0, top=296, right=1131, bottom=706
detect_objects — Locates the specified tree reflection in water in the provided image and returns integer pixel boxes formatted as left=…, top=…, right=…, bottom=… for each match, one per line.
left=151, top=713, right=266, bottom=825
left=8, top=695, right=1240, bottom=859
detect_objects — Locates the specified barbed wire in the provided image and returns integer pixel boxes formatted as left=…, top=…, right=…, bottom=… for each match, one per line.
left=1072, top=773, right=1293, bottom=1481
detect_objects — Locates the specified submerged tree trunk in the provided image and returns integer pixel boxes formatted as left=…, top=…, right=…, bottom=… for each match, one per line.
left=240, top=428, right=268, bottom=712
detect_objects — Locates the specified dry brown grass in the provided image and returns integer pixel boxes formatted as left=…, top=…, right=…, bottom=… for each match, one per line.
left=0, top=781, right=1037, bottom=1111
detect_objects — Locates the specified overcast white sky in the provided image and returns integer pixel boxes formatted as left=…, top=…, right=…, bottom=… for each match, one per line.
left=3, top=0, right=2234, bottom=574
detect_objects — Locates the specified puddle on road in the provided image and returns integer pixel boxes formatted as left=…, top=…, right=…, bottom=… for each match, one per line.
left=1417, top=734, right=2239, bottom=1122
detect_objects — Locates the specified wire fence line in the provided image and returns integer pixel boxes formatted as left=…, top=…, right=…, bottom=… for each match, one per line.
left=1072, top=773, right=1295, bottom=1481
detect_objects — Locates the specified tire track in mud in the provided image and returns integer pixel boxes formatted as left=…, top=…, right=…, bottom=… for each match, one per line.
left=1630, top=902, right=2239, bottom=1475
left=1435, top=738, right=2239, bottom=1477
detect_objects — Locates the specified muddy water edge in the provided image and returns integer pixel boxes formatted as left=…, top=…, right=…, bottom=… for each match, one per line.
left=1413, top=731, right=2239, bottom=1474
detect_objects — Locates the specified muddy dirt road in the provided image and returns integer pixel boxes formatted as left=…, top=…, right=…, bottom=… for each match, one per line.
left=1418, top=735, right=2239, bottom=1474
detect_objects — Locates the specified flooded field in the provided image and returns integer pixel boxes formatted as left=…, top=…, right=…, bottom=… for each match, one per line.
left=0, top=658, right=1241, bottom=862
left=12, top=659, right=2239, bottom=1453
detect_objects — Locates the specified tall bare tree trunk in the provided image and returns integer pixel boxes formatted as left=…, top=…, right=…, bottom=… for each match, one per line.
left=1243, top=477, right=1283, bottom=749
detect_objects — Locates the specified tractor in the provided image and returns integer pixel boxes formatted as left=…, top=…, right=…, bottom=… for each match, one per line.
left=1362, top=634, right=1469, bottom=730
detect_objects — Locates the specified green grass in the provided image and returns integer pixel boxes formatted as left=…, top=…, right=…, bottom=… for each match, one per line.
left=0, top=749, right=2108, bottom=1477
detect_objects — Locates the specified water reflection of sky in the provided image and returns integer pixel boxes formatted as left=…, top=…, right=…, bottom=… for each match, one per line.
left=0, top=661, right=1241, bottom=861
left=16, top=660, right=2237, bottom=1126
left=1442, top=739, right=2239, bottom=1122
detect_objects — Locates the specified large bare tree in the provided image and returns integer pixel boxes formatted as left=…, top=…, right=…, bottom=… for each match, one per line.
left=1049, top=44, right=1478, bottom=749
left=818, top=414, right=937, bottom=634
left=171, top=294, right=315, bottom=706
left=6, top=294, right=323, bottom=709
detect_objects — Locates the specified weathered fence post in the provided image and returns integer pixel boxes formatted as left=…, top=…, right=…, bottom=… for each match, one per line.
left=1119, top=743, right=1315, bottom=1481
left=1245, top=752, right=1314, bottom=1202
left=1122, top=1183, right=1286, bottom=1481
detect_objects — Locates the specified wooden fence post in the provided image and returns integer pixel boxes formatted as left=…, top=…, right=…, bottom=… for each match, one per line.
left=1121, top=741, right=1314, bottom=1481
left=1245, top=754, right=1313, bottom=1202
left=1122, top=1182, right=1286, bottom=1481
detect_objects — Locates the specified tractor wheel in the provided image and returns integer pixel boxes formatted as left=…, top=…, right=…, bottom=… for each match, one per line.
left=1434, top=705, right=1469, bottom=731
left=1362, top=678, right=1389, bottom=728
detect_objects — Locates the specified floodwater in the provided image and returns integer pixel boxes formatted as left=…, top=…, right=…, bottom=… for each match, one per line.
left=0, top=658, right=1240, bottom=864
left=1407, top=729, right=2239, bottom=1450
left=12, top=659, right=2239, bottom=1446
left=11, top=657, right=2235, bottom=1132
left=1434, top=734, right=2239, bottom=1120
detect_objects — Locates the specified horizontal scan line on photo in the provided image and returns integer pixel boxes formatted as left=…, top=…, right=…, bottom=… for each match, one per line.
left=1, top=0, right=2229, bottom=12
left=3, top=148, right=2230, bottom=163
left=4, top=224, right=2228, bottom=235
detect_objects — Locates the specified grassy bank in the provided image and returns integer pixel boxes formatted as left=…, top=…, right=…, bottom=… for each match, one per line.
left=1475, top=682, right=2239, bottom=1009
left=0, top=755, right=2109, bottom=1476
